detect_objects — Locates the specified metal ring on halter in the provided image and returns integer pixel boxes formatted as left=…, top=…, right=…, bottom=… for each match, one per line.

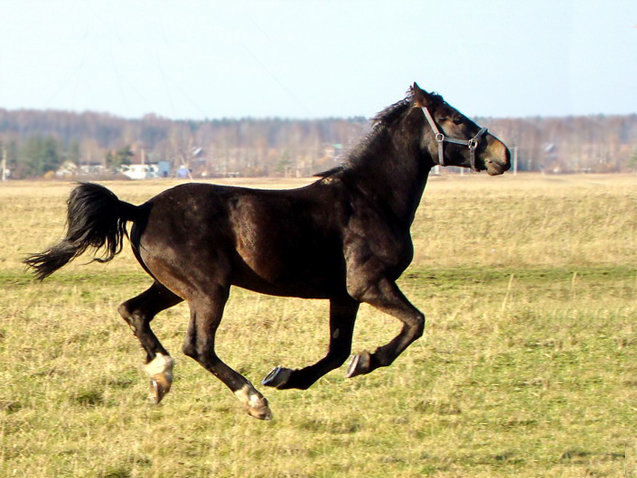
left=435, top=133, right=445, bottom=143
left=468, top=138, right=479, bottom=150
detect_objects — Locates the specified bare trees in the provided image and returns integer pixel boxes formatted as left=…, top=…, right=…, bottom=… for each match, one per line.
left=0, top=108, right=634, bottom=178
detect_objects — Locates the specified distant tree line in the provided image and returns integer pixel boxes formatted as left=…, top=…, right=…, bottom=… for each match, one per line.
left=0, top=109, right=635, bottom=178
left=481, top=115, right=637, bottom=173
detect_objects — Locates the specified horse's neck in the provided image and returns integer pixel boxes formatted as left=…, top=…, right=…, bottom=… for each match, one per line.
left=348, top=131, right=431, bottom=227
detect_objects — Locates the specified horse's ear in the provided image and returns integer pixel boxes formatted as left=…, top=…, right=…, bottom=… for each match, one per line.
left=411, top=82, right=432, bottom=107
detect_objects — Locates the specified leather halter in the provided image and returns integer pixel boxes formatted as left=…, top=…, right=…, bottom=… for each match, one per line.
left=421, top=106, right=488, bottom=172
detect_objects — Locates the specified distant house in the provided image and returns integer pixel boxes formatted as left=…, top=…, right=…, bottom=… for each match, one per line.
left=55, top=160, right=79, bottom=178
left=80, top=163, right=107, bottom=176
left=119, top=163, right=160, bottom=180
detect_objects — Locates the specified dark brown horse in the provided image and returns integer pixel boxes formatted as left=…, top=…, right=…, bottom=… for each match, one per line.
left=25, top=83, right=510, bottom=419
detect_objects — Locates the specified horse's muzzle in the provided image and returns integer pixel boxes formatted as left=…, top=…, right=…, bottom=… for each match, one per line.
left=484, top=141, right=511, bottom=176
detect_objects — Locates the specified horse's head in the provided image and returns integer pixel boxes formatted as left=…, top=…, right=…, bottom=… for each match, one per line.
left=411, top=83, right=510, bottom=175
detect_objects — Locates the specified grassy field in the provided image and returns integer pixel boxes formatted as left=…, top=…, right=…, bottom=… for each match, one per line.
left=0, top=174, right=635, bottom=477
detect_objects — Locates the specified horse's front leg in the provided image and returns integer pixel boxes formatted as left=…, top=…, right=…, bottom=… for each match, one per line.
left=183, top=285, right=272, bottom=420
left=345, top=277, right=425, bottom=378
left=262, top=296, right=359, bottom=390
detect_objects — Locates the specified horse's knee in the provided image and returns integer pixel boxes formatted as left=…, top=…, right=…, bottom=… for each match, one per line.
left=117, top=301, right=132, bottom=320
left=119, top=300, right=151, bottom=332
left=118, top=301, right=144, bottom=321
left=411, top=312, right=425, bottom=340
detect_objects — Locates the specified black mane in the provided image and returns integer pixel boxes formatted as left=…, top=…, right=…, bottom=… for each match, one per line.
left=371, top=89, right=444, bottom=126
left=315, top=89, right=444, bottom=178
left=371, top=96, right=412, bottom=126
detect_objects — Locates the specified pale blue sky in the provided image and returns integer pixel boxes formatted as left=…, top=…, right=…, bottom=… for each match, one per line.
left=0, top=0, right=635, bottom=119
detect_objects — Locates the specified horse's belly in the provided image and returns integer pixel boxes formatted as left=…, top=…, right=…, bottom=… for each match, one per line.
left=230, top=247, right=346, bottom=299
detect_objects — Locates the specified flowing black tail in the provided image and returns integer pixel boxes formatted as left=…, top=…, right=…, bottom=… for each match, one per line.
left=24, top=183, right=139, bottom=280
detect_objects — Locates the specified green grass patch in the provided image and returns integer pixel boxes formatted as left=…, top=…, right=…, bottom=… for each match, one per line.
left=1, top=264, right=633, bottom=477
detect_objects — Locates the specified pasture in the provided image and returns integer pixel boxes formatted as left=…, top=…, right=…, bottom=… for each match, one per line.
left=0, top=174, right=635, bottom=477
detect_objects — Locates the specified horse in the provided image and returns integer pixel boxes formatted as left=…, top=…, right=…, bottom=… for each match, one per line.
left=24, top=83, right=510, bottom=420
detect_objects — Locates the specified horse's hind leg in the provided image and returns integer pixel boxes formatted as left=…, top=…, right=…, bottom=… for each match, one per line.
left=262, top=296, right=359, bottom=390
left=183, top=285, right=272, bottom=420
left=118, top=281, right=183, bottom=403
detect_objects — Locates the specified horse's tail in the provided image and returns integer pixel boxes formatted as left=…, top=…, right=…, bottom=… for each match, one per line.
left=24, top=182, right=139, bottom=280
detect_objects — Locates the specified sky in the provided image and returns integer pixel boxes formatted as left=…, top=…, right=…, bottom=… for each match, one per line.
left=0, top=0, right=635, bottom=120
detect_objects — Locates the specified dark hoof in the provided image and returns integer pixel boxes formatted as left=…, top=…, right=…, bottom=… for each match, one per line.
left=345, top=351, right=372, bottom=378
left=262, top=366, right=292, bottom=388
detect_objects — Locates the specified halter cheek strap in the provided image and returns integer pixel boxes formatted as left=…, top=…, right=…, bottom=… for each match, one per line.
left=421, top=107, right=488, bottom=172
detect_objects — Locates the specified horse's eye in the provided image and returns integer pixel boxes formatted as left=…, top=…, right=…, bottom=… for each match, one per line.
left=452, top=116, right=463, bottom=125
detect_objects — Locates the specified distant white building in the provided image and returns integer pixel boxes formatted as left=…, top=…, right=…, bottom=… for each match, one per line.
left=119, top=163, right=159, bottom=180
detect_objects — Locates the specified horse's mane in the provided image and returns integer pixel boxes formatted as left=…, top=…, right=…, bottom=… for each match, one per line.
left=314, top=88, right=443, bottom=178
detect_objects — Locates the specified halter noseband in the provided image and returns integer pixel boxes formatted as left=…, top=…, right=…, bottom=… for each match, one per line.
left=421, top=106, right=488, bottom=172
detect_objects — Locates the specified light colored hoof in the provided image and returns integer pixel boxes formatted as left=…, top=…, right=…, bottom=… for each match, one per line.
left=149, top=374, right=172, bottom=404
left=144, top=353, right=174, bottom=404
left=246, top=396, right=273, bottom=420
left=234, top=385, right=273, bottom=420
left=262, top=366, right=292, bottom=388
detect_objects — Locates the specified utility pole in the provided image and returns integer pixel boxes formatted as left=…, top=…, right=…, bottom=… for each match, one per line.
left=1, top=146, right=7, bottom=182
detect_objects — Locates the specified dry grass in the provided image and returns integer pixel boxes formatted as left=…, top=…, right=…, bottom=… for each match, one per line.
left=0, top=174, right=635, bottom=477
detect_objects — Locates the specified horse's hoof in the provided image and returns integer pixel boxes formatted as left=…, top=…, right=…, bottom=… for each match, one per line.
left=246, top=396, right=273, bottom=420
left=262, top=366, right=292, bottom=388
left=345, top=351, right=371, bottom=378
left=144, top=353, right=174, bottom=404
left=149, top=374, right=172, bottom=404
